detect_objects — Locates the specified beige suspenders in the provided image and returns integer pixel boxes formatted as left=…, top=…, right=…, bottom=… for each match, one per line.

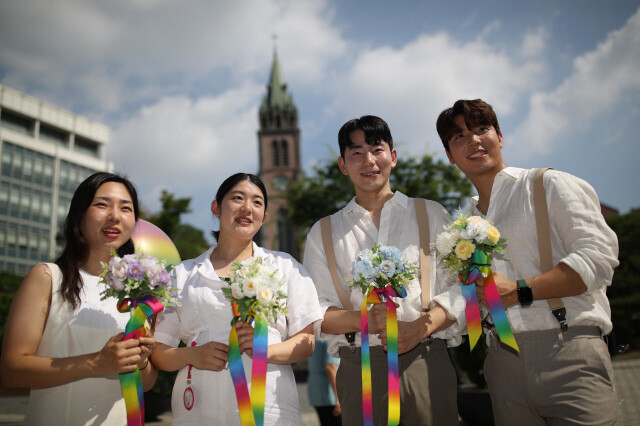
left=319, top=198, right=432, bottom=312
left=534, top=168, right=568, bottom=331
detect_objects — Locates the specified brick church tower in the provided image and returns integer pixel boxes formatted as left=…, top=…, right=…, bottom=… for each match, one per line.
left=256, top=50, right=301, bottom=258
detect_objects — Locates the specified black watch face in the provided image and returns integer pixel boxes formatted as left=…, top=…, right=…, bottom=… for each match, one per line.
left=517, top=287, right=533, bottom=306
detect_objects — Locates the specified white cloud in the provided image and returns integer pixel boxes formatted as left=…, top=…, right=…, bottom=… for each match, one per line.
left=111, top=82, right=262, bottom=215
left=521, top=26, right=548, bottom=58
left=0, top=0, right=344, bottom=117
left=326, top=28, right=545, bottom=157
left=512, top=8, right=640, bottom=156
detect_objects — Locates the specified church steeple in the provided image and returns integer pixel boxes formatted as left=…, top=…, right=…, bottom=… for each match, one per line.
left=256, top=49, right=301, bottom=258
left=259, top=51, right=297, bottom=130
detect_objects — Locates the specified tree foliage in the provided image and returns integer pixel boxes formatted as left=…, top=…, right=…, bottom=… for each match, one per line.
left=143, top=191, right=209, bottom=261
left=605, top=208, right=640, bottom=351
left=287, top=154, right=473, bottom=234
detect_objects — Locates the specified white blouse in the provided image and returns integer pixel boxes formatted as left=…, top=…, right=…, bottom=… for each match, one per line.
left=155, top=243, right=323, bottom=425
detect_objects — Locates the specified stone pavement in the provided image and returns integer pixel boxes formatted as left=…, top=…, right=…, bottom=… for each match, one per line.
left=1, top=354, right=638, bottom=425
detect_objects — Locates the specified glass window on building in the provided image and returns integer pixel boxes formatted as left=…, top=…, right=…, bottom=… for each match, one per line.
left=0, top=180, right=9, bottom=214
left=1, top=143, right=11, bottom=177
left=75, top=136, right=100, bottom=158
left=23, top=150, right=33, bottom=182
left=41, top=196, right=51, bottom=223
left=9, top=184, right=20, bottom=217
left=33, top=154, right=44, bottom=185
left=11, top=145, right=23, bottom=179
left=20, top=187, right=31, bottom=219
left=0, top=109, right=34, bottom=136
left=43, top=158, right=53, bottom=186
left=39, top=123, right=69, bottom=147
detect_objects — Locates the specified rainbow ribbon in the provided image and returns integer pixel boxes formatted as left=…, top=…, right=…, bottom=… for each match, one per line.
left=459, top=249, right=518, bottom=352
left=117, top=295, right=165, bottom=426
left=228, top=303, right=269, bottom=426
left=360, top=285, right=406, bottom=426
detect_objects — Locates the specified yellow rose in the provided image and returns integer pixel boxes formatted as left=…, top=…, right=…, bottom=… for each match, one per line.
left=487, top=226, right=500, bottom=244
left=455, top=239, right=476, bottom=260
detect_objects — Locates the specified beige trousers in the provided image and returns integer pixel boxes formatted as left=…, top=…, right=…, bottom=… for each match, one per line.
left=484, top=326, right=617, bottom=426
left=337, top=338, right=458, bottom=426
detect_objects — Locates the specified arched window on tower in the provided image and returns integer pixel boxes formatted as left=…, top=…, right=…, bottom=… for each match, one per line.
left=281, top=140, right=289, bottom=166
left=272, top=140, right=280, bottom=167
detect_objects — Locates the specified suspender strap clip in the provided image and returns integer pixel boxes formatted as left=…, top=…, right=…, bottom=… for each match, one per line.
left=551, top=307, right=568, bottom=332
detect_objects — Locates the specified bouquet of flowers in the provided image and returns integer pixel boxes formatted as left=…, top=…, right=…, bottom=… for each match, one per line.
left=100, top=249, right=175, bottom=306
left=221, top=256, right=287, bottom=324
left=433, top=210, right=506, bottom=277
left=433, top=210, right=518, bottom=352
left=99, top=250, right=175, bottom=426
left=350, top=243, right=418, bottom=296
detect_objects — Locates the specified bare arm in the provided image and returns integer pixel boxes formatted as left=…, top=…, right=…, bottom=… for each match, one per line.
left=235, top=322, right=316, bottom=365
left=1, top=265, right=146, bottom=389
left=378, top=304, right=455, bottom=354
left=325, top=362, right=341, bottom=415
left=151, top=341, right=229, bottom=372
left=321, top=305, right=386, bottom=335
left=478, top=263, right=586, bottom=308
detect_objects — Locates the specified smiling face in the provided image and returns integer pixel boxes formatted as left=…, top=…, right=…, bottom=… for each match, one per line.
left=79, top=181, right=136, bottom=256
left=338, top=128, right=397, bottom=197
left=445, top=114, right=506, bottom=181
left=211, top=179, right=267, bottom=242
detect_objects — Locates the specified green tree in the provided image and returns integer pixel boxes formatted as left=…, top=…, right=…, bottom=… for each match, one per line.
left=144, top=191, right=209, bottom=262
left=606, top=208, right=640, bottom=352
left=286, top=154, right=473, bottom=252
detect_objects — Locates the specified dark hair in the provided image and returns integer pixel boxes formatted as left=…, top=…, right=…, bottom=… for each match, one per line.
left=55, top=172, right=139, bottom=309
left=338, top=115, right=394, bottom=158
left=211, top=173, right=268, bottom=241
left=436, top=99, right=501, bottom=152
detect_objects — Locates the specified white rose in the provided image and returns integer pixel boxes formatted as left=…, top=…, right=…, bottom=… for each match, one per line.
left=230, top=283, right=244, bottom=299
left=256, top=286, right=274, bottom=305
left=111, top=262, right=128, bottom=281
left=242, top=278, right=257, bottom=297
left=435, top=232, right=457, bottom=255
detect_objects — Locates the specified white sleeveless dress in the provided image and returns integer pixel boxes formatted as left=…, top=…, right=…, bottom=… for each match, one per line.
left=23, top=264, right=131, bottom=426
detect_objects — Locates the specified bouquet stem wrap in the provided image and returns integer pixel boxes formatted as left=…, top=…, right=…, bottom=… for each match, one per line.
left=228, top=302, right=268, bottom=426
left=117, top=295, right=165, bottom=426
left=360, top=285, right=406, bottom=426
left=459, top=249, right=518, bottom=352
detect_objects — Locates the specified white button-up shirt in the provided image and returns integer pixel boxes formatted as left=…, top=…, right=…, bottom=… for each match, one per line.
left=467, top=167, right=619, bottom=334
left=304, top=192, right=465, bottom=357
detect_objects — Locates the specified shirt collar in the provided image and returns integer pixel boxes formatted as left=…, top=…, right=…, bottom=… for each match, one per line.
left=467, top=167, right=524, bottom=210
left=342, top=191, right=409, bottom=217
left=194, top=242, right=272, bottom=276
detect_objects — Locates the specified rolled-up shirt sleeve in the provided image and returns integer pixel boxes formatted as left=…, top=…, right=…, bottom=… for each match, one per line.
left=303, top=221, right=344, bottom=340
left=546, top=171, right=619, bottom=295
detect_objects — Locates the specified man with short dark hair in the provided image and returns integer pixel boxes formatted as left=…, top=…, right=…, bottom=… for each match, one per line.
left=437, top=99, right=619, bottom=425
left=304, top=115, right=464, bottom=426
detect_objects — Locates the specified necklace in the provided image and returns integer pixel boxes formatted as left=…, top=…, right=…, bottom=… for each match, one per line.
left=183, top=341, right=196, bottom=410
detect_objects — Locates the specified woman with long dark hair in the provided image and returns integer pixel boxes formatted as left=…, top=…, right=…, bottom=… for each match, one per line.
left=1, top=172, right=157, bottom=425
left=151, top=173, right=322, bottom=425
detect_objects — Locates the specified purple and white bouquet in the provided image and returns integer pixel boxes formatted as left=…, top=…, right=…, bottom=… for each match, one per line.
left=221, top=256, right=287, bottom=324
left=99, top=249, right=175, bottom=305
left=350, top=243, right=418, bottom=296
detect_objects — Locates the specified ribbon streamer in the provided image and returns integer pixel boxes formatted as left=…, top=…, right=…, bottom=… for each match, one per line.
left=458, top=250, right=518, bottom=352
left=117, top=295, right=165, bottom=426
left=228, top=303, right=269, bottom=426
left=360, top=285, right=406, bottom=426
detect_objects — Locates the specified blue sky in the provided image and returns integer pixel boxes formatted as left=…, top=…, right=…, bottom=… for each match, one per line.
left=1, top=0, right=639, bottom=239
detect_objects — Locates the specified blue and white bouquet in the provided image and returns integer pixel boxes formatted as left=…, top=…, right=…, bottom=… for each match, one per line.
left=350, top=243, right=418, bottom=295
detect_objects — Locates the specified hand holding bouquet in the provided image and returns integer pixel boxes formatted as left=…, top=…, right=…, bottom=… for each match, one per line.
left=433, top=210, right=518, bottom=352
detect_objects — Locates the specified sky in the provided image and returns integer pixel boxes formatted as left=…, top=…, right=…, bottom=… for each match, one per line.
left=1, top=0, right=639, bottom=240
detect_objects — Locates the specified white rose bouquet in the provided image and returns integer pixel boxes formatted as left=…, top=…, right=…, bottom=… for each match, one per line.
left=221, top=256, right=287, bottom=324
left=433, top=210, right=506, bottom=279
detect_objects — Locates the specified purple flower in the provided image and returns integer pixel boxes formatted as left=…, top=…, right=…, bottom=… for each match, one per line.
left=108, top=275, right=124, bottom=291
left=127, top=261, right=145, bottom=281
left=122, top=254, right=139, bottom=263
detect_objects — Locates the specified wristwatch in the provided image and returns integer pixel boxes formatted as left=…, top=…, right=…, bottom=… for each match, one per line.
left=517, top=279, right=533, bottom=307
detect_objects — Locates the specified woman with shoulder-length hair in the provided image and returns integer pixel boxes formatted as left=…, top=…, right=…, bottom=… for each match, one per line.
left=0, top=172, right=157, bottom=426
left=152, top=172, right=323, bottom=425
